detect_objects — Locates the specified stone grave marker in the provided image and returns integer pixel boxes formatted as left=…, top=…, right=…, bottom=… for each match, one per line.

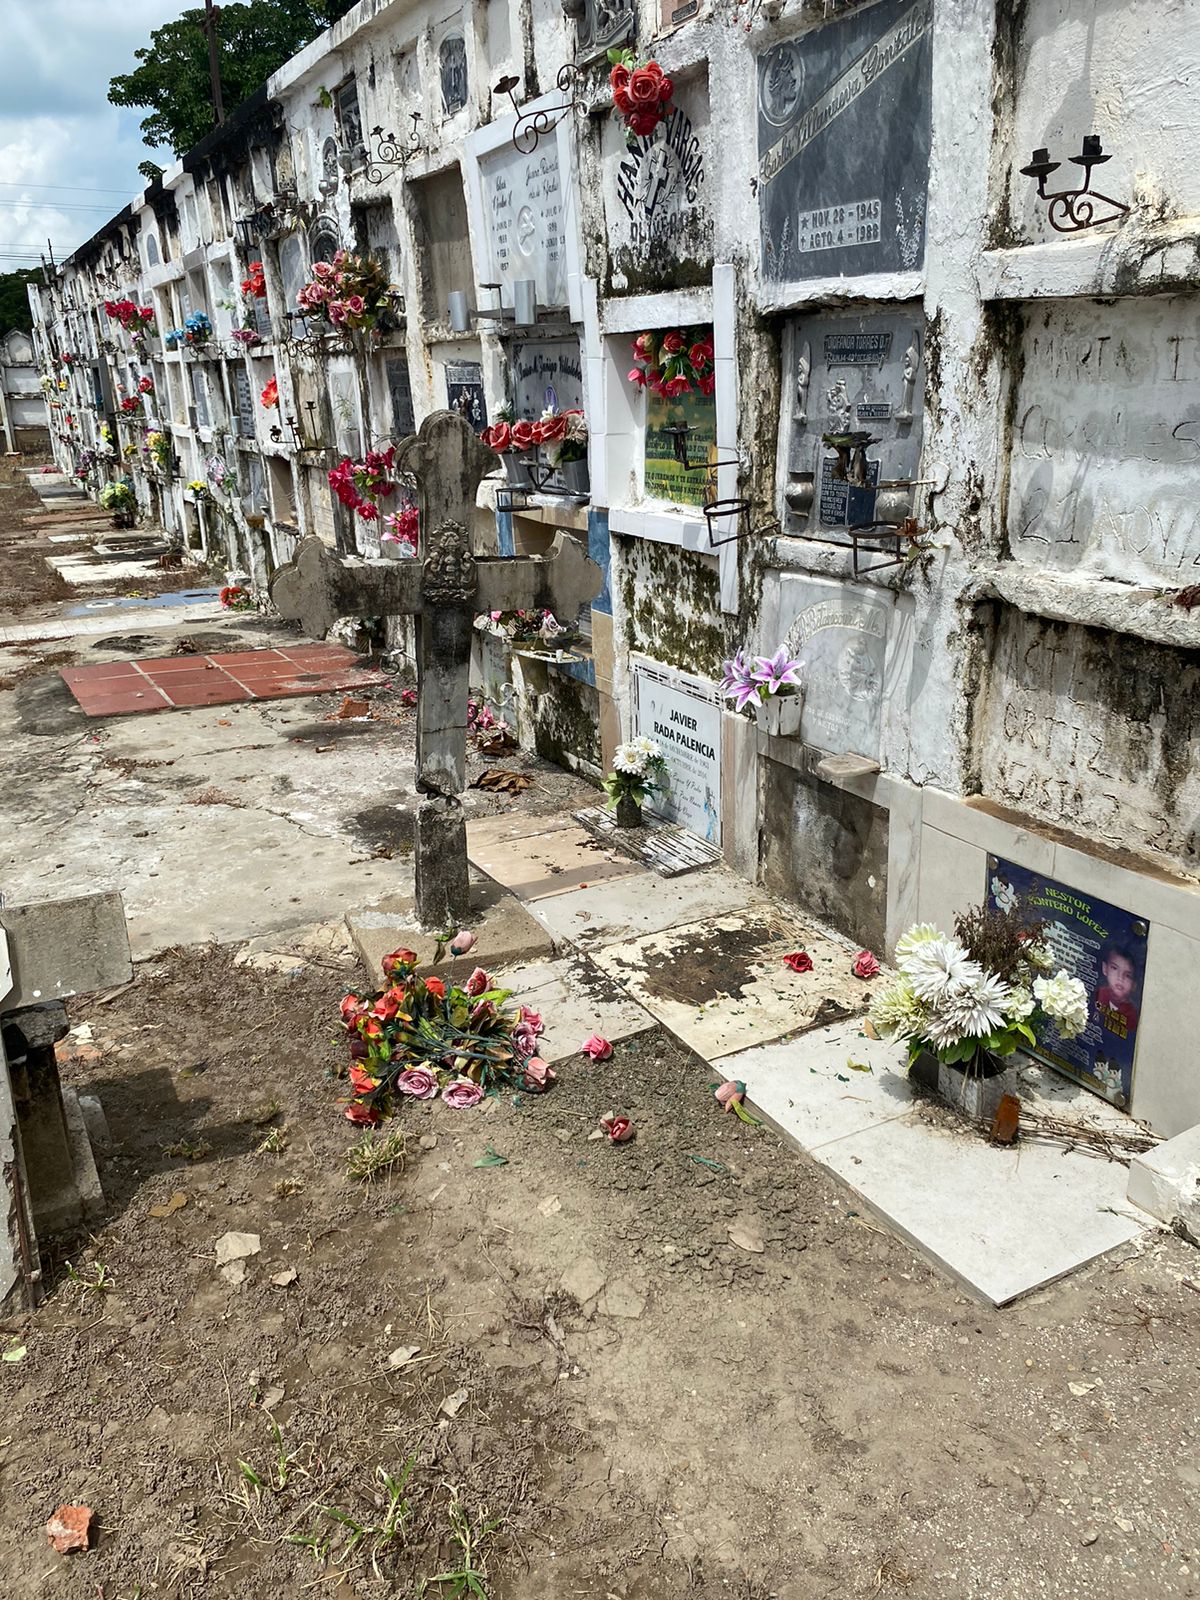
left=269, top=410, right=603, bottom=929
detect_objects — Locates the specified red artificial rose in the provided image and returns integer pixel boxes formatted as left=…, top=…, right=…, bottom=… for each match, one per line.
left=539, top=413, right=568, bottom=443
left=345, top=1101, right=381, bottom=1125
left=783, top=951, right=814, bottom=974
left=661, top=330, right=684, bottom=355
left=424, top=975, right=446, bottom=1000
left=382, top=948, right=418, bottom=976
left=689, top=339, right=714, bottom=369
left=372, top=987, right=405, bottom=1022
left=627, top=109, right=662, bottom=139
left=610, top=63, right=632, bottom=115
left=664, top=376, right=691, bottom=398
left=482, top=421, right=512, bottom=453
left=261, top=378, right=279, bottom=409
left=349, top=1064, right=379, bottom=1095
left=511, top=419, right=536, bottom=450
left=628, top=63, right=666, bottom=109
left=698, top=373, right=716, bottom=397
left=340, top=992, right=366, bottom=1023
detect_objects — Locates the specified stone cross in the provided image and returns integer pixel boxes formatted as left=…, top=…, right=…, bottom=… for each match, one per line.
left=270, top=409, right=603, bottom=929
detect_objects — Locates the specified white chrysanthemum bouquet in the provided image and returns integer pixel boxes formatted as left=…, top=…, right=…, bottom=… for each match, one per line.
left=870, top=903, right=1088, bottom=1074
left=603, top=737, right=667, bottom=811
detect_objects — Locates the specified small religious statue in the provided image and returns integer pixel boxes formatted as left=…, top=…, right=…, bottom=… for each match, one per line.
left=825, top=378, right=852, bottom=433
left=896, top=332, right=920, bottom=422
left=795, top=341, right=811, bottom=425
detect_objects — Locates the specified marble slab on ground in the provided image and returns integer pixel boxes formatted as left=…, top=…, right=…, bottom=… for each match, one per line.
left=495, top=955, right=654, bottom=1065
left=467, top=822, right=643, bottom=901
left=346, top=874, right=552, bottom=985
left=527, top=864, right=770, bottom=948
left=588, top=908, right=866, bottom=1059
left=715, top=1022, right=1146, bottom=1306
left=465, top=812, right=577, bottom=851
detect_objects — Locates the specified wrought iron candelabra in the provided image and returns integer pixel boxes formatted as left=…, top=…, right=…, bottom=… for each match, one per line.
left=365, top=114, right=425, bottom=185
left=494, top=65, right=584, bottom=155
left=1020, top=133, right=1130, bottom=234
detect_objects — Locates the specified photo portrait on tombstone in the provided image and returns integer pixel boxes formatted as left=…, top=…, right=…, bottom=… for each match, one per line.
left=1093, top=939, right=1142, bottom=1046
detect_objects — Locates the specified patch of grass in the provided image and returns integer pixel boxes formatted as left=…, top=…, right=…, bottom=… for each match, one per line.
left=872, top=1550, right=916, bottom=1592
left=346, top=1127, right=407, bottom=1184
left=421, top=1486, right=503, bottom=1598
left=256, top=1126, right=289, bottom=1154
left=288, top=1457, right=417, bottom=1578
left=235, top=1418, right=309, bottom=1498
left=64, top=1260, right=114, bottom=1305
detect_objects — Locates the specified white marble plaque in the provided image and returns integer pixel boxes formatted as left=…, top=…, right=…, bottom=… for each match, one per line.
left=634, top=667, right=721, bottom=845
left=479, top=143, right=566, bottom=309
left=775, top=576, right=892, bottom=759
left=1009, top=295, right=1200, bottom=586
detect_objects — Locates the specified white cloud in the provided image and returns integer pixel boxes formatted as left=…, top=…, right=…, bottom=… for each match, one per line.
left=0, top=0, right=195, bottom=268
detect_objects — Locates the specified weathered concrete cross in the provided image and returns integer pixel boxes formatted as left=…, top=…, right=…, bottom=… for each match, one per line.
left=270, top=409, right=603, bottom=928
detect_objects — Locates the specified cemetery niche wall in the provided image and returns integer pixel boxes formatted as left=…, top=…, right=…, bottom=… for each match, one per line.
left=779, top=304, right=924, bottom=540
left=602, top=74, right=711, bottom=291
left=757, top=0, right=932, bottom=288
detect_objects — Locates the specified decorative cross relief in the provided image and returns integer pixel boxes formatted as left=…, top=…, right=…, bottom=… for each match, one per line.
left=269, top=410, right=603, bottom=929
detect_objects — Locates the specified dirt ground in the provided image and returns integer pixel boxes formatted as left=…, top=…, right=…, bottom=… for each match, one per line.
left=0, top=945, right=1197, bottom=1600
left=2, top=461, right=1199, bottom=1600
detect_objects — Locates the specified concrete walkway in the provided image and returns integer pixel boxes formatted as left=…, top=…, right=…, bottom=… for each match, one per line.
left=433, top=810, right=1154, bottom=1307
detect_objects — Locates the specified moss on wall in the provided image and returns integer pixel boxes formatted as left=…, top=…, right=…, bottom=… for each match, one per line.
left=616, top=536, right=740, bottom=677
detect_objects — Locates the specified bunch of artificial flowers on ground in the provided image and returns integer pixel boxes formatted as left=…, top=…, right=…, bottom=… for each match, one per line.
left=869, top=905, right=1088, bottom=1074
left=339, top=946, right=554, bottom=1124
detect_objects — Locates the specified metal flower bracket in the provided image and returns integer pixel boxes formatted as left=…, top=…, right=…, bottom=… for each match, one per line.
left=365, top=113, right=425, bottom=185
left=663, top=423, right=778, bottom=549
left=1019, top=134, right=1130, bottom=234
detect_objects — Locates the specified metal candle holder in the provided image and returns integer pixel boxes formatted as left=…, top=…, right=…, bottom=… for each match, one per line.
left=365, top=114, right=425, bottom=184
left=494, top=66, right=584, bottom=155
left=1020, top=133, right=1130, bottom=234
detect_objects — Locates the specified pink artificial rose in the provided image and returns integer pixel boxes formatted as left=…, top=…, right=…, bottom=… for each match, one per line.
left=581, top=1034, right=613, bottom=1062
left=519, top=1004, right=545, bottom=1036
left=328, top=301, right=348, bottom=324
left=627, top=367, right=648, bottom=387
left=523, top=1056, right=556, bottom=1093
left=600, top=1113, right=634, bottom=1143
left=853, top=950, right=881, bottom=980
left=449, top=929, right=476, bottom=956
left=442, top=1078, right=485, bottom=1109
left=714, top=1078, right=744, bottom=1111
left=513, top=1023, right=539, bottom=1058
left=396, top=1066, right=439, bottom=1099
left=465, top=966, right=492, bottom=997
left=346, top=294, right=366, bottom=315
left=313, top=260, right=334, bottom=280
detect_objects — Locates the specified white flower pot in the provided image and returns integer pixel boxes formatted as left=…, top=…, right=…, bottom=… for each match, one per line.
left=758, top=691, right=803, bottom=738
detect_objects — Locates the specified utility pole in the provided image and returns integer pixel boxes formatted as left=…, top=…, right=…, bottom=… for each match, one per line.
left=202, top=0, right=225, bottom=127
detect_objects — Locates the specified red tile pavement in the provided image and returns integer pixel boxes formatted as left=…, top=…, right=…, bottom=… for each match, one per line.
left=61, top=644, right=386, bottom=718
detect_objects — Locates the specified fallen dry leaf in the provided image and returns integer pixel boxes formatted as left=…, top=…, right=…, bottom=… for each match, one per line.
left=148, top=1191, right=188, bottom=1219
left=387, top=1344, right=421, bottom=1370
left=439, top=1387, right=469, bottom=1419
left=728, top=1224, right=765, bottom=1254
left=473, top=768, right=534, bottom=794
left=270, top=1267, right=298, bottom=1287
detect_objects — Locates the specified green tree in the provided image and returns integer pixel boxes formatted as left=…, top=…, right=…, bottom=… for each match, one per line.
left=108, top=1, right=358, bottom=157
left=0, top=270, right=40, bottom=339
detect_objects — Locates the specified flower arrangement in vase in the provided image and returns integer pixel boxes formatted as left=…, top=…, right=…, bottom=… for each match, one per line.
left=382, top=503, right=420, bottom=555
left=608, top=50, right=674, bottom=143
left=720, top=645, right=804, bottom=736
left=164, top=311, right=213, bottom=351
left=296, top=251, right=391, bottom=332
left=99, top=480, right=137, bottom=527
left=241, top=260, right=267, bottom=299
left=627, top=328, right=715, bottom=398
left=603, top=737, right=667, bottom=828
left=869, top=905, right=1088, bottom=1122
left=328, top=446, right=399, bottom=522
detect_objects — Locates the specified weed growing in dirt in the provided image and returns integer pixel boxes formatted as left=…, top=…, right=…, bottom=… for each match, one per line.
left=162, top=1136, right=212, bottom=1160
left=421, top=1485, right=502, bottom=1598
left=346, top=1127, right=407, bottom=1183
left=64, top=1260, right=114, bottom=1305
left=256, top=1126, right=289, bottom=1154
left=289, top=1457, right=417, bottom=1578
left=872, top=1550, right=916, bottom=1592
left=273, top=1177, right=304, bottom=1198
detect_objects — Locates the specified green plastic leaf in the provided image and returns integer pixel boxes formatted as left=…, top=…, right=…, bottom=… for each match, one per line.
left=473, top=1143, right=508, bottom=1168
left=846, top=1058, right=873, bottom=1073
left=729, top=1099, right=761, bottom=1126
left=2, top=1345, right=27, bottom=1363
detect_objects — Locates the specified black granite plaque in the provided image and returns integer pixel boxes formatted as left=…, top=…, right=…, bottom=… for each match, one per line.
left=758, top=0, right=932, bottom=284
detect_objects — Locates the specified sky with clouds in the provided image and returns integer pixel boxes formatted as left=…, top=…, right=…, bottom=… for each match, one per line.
left=0, top=0, right=197, bottom=272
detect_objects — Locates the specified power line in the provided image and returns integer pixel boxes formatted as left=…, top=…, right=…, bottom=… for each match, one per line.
left=0, top=181, right=136, bottom=196
left=0, top=201, right=126, bottom=214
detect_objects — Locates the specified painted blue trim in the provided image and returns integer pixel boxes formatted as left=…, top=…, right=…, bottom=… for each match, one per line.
left=587, top=508, right=612, bottom=615
left=496, top=508, right=515, bottom=557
